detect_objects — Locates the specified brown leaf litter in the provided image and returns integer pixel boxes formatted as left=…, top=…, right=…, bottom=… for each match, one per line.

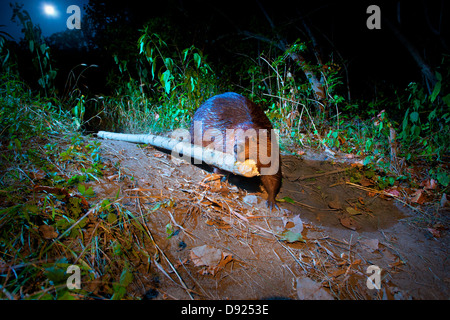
left=71, top=138, right=450, bottom=300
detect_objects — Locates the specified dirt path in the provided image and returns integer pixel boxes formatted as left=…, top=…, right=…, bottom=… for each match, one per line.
left=93, top=138, right=449, bottom=300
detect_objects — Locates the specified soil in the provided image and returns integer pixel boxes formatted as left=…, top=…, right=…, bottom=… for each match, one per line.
left=94, top=137, right=449, bottom=300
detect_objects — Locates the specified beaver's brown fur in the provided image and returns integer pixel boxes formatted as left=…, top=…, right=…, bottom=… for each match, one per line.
left=189, top=92, right=282, bottom=208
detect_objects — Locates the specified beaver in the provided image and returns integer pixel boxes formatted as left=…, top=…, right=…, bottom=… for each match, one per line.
left=189, top=92, right=282, bottom=209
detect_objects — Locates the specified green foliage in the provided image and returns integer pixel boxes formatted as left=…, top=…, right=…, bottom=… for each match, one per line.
left=101, top=78, right=156, bottom=133
left=320, top=70, right=449, bottom=190
left=242, top=40, right=346, bottom=153
left=71, top=95, right=86, bottom=131
left=1, top=2, right=449, bottom=299
left=111, top=264, right=134, bottom=300
left=0, top=25, right=16, bottom=74
left=398, top=78, right=450, bottom=162
left=136, top=29, right=217, bottom=130
left=0, top=74, right=75, bottom=146
left=432, top=168, right=449, bottom=187
left=56, top=134, right=104, bottom=185
left=11, top=4, right=57, bottom=97
left=102, top=29, right=219, bottom=133
left=0, top=119, right=142, bottom=299
left=77, top=184, right=95, bottom=198
left=278, top=230, right=305, bottom=243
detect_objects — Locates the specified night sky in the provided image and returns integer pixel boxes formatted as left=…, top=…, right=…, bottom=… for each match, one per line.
left=0, top=0, right=89, bottom=41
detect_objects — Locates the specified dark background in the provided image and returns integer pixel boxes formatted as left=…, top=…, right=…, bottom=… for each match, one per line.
left=2, top=0, right=448, bottom=101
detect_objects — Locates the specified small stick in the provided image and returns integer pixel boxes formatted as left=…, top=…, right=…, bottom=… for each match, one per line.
left=136, top=196, right=194, bottom=300
left=297, top=167, right=350, bottom=181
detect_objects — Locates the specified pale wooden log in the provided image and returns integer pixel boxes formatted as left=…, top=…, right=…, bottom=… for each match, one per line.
left=97, top=131, right=259, bottom=178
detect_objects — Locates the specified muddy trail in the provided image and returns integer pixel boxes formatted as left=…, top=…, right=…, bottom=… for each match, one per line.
left=91, top=138, right=449, bottom=300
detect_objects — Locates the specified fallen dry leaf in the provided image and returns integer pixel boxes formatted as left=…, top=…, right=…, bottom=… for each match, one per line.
left=73, top=194, right=90, bottom=209
left=360, top=177, right=373, bottom=187
left=106, top=174, right=119, bottom=181
left=410, top=189, right=426, bottom=204
left=190, top=245, right=233, bottom=275
left=296, top=277, right=334, bottom=300
left=421, top=179, right=438, bottom=190
left=339, top=216, right=361, bottom=230
left=385, top=188, right=401, bottom=197
left=330, top=269, right=346, bottom=278
left=39, top=225, right=58, bottom=240
left=191, top=245, right=219, bottom=267
left=328, top=199, right=342, bottom=210
left=351, top=259, right=362, bottom=266
left=205, top=218, right=230, bottom=229
left=351, top=161, right=364, bottom=168
left=201, top=174, right=224, bottom=192
left=154, top=152, right=165, bottom=158
left=346, top=207, right=361, bottom=216
left=359, top=238, right=379, bottom=253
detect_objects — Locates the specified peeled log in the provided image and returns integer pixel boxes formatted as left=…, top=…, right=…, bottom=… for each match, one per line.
left=97, top=131, right=259, bottom=178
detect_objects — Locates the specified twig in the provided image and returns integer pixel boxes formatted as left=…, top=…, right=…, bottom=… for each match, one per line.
left=179, top=258, right=211, bottom=299
left=167, top=210, right=196, bottom=241
left=283, top=198, right=337, bottom=212
left=277, top=241, right=308, bottom=273
left=380, top=230, right=407, bottom=264
left=135, top=196, right=194, bottom=300
left=297, top=167, right=350, bottom=181
left=345, top=181, right=427, bottom=215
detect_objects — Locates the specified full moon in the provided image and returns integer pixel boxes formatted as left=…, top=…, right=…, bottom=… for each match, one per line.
left=44, top=4, right=56, bottom=16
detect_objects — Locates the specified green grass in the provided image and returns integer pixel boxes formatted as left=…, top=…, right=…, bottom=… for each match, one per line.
left=0, top=65, right=448, bottom=299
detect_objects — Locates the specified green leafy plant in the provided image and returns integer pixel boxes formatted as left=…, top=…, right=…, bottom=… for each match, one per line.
left=399, top=78, right=450, bottom=162
left=77, top=184, right=95, bottom=198
left=11, top=3, right=57, bottom=96
left=71, top=95, right=86, bottom=131
left=111, top=264, right=134, bottom=300
left=137, top=29, right=217, bottom=129
left=244, top=41, right=347, bottom=154
left=0, top=25, right=16, bottom=74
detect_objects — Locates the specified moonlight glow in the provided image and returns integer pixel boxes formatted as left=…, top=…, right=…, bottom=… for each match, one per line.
left=43, top=4, right=57, bottom=16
